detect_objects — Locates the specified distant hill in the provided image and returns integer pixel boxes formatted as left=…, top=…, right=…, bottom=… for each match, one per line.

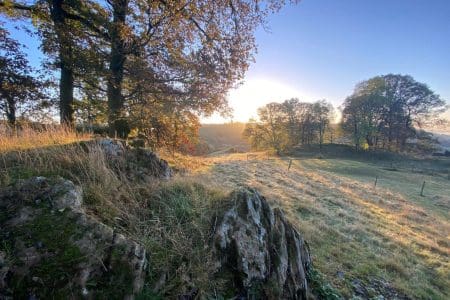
left=433, top=132, right=450, bottom=151
left=199, top=123, right=249, bottom=152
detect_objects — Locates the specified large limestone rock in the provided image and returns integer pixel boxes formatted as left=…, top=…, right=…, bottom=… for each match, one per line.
left=0, top=177, right=147, bottom=299
left=214, top=188, right=312, bottom=299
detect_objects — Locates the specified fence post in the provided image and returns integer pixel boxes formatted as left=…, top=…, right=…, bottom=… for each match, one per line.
left=374, top=176, right=378, bottom=188
left=288, top=159, right=293, bottom=171
left=420, top=181, right=426, bottom=196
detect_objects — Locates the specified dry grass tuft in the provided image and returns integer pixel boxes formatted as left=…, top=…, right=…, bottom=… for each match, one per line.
left=0, top=124, right=90, bottom=153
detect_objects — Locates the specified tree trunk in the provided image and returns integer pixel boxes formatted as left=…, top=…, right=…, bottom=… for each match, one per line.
left=59, top=62, right=74, bottom=125
left=50, top=0, right=75, bottom=127
left=107, top=0, right=129, bottom=138
left=354, top=119, right=359, bottom=151
left=6, top=97, right=16, bottom=126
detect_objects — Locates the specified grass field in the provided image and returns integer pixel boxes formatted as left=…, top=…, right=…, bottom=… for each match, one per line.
left=188, top=146, right=450, bottom=299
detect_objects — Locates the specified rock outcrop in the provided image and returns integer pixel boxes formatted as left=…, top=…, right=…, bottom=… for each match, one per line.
left=85, top=138, right=172, bottom=180
left=214, top=188, right=312, bottom=299
left=0, top=177, right=147, bottom=299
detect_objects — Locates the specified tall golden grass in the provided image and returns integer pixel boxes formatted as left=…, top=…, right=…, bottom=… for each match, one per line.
left=0, top=124, right=90, bottom=152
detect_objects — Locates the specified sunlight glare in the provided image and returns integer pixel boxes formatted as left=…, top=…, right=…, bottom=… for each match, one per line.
left=202, top=78, right=315, bottom=123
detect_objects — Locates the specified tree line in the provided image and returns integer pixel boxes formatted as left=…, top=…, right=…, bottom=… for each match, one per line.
left=244, top=74, right=447, bottom=154
left=0, top=0, right=296, bottom=148
left=243, top=99, right=335, bottom=154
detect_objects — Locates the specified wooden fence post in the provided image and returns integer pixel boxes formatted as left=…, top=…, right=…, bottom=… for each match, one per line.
left=288, top=159, right=293, bottom=171
left=420, top=181, right=426, bottom=196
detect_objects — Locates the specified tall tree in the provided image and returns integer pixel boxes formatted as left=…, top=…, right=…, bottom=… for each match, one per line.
left=1, top=0, right=109, bottom=126
left=312, top=100, right=333, bottom=149
left=0, top=26, right=46, bottom=125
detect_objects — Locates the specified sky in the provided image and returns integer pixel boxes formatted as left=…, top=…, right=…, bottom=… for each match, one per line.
left=3, top=0, right=450, bottom=124
left=204, top=0, right=450, bottom=123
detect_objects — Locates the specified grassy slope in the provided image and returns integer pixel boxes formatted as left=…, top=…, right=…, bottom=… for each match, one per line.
left=189, top=149, right=450, bottom=299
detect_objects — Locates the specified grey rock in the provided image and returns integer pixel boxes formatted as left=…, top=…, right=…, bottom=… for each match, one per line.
left=98, top=138, right=126, bottom=158
left=214, top=188, right=311, bottom=299
left=89, top=138, right=172, bottom=180
left=50, top=177, right=83, bottom=211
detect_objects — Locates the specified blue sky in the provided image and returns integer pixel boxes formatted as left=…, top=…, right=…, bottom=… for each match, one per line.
left=208, top=0, right=450, bottom=122
left=3, top=0, right=450, bottom=123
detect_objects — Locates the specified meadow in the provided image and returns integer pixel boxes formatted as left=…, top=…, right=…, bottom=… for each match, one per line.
left=189, top=146, right=450, bottom=299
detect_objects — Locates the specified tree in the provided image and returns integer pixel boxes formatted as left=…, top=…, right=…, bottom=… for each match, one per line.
left=0, top=26, right=46, bottom=125
left=1, top=0, right=109, bottom=126
left=243, top=103, right=289, bottom=154
left=281, top=98, right=302, bottom=147
left=311, top=100, right=333, bottom=149
left=341, top=74, right=446, bottom=151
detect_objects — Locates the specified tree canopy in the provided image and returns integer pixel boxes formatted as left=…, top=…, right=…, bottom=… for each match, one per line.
left=341, top=74, right=446, bottom=151
left=0, top=0, right=298, bottom=145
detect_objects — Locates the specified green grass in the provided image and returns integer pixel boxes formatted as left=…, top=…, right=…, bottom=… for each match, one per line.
left=299, top=156, right=450, bottom=219
left=194, top=145, right=450, bottom=299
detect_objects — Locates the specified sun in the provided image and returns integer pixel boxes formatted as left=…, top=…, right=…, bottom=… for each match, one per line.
left=203, top=78, right=314, bottom=123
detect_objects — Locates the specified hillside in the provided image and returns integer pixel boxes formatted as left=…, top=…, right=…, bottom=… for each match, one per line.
left=1, top=128, right=449, bottom=299
left=199, top=123, right=249, bottom=153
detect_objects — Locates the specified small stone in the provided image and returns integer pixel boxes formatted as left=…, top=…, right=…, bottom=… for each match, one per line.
left=35, top=199, right=41, bottom=205
left=337, top=270, right=345, bottom=279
